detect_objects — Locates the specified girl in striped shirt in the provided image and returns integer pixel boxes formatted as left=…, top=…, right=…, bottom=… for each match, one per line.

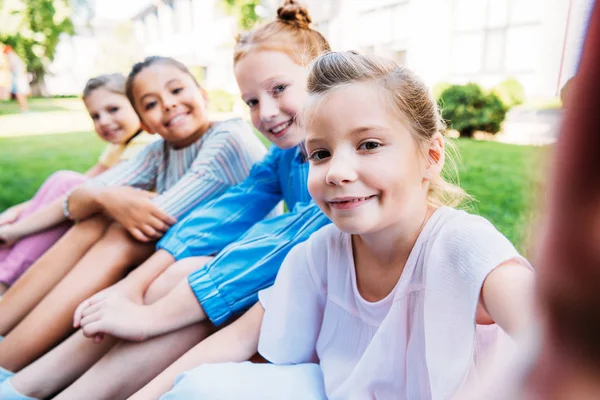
left=0, top=56, right=266, bottom=379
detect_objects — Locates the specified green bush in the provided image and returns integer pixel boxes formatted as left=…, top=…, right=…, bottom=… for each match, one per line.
left=207, top=89, right=235, bottom=113
left=492, top=78, right=525, bottom=109
left=438, top=83, right=507, bottom=138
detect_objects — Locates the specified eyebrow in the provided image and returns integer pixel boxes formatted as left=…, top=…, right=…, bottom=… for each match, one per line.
left=139, top=79, right=182, bottom=102
left=261, top=75, right=288, bottom=89
left=306, top=125, right=389, bottom=147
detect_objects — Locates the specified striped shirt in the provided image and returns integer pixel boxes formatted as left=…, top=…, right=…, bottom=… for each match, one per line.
left=89, top=118, right=266, bottom=219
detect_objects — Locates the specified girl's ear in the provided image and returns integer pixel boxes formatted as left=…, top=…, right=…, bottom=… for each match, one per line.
left=425, top=132, right=445, bottom=180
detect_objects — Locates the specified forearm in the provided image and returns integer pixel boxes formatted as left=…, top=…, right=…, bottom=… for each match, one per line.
left=147, top=279, right=207, bottom=337
left=67, top=185, right=106, bottom=220
left=9, top=197, right=67, bottom=237
left=131, top=303, right=264, bottom=400
left=124, top=249, right=176, bottom=294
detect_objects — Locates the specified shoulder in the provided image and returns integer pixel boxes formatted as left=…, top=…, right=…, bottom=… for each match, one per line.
left=428, top=207, right=511, bottom=248
left=207, top=118, right=253, bottom=139
left=425, top=207, right=525, bottom=277
left=205, top=118, right=265, bottom=152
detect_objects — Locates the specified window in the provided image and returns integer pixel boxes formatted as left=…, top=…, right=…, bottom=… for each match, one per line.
left=452, top=0, right=540, bottom=74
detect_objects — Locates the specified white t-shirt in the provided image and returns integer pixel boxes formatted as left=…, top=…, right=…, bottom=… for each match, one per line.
left=258, top=206, right=529, bottom=400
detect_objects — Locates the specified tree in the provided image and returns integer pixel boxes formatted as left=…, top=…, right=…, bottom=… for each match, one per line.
left=220, top=0, right=262, bottom=31
left=0, top=0, right=74, bottom=95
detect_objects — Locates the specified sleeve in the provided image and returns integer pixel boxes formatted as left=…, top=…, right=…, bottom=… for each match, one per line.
left=88, top=140, right=161, bottom=190
left=156, top=146, right=283, bottom=259
left=185, top=201, right=331, bottom=326
left=423, top=212, right=532, bottom=398
left=151, top=125, right=264, bottom=219
left=257, top=237, right=326, bottom=365
left=97, top=144, right=123, bottom=168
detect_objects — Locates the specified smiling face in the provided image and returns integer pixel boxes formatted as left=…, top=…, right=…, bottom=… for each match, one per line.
left=306, top=82, right=433, bottom=235
left=131, top=63, right=210, bottom=148
left=234, top=50, right=308, bottom=149
left=83, top=87, right=141, bottom=144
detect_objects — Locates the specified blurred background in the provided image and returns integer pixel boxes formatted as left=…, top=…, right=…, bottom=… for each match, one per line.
left=0, top=0, right=595, bottom=255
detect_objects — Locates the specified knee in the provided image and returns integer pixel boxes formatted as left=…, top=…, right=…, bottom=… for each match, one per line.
left=102, top=223, right=135, bottom=246
left=143, top=276, right=170, bottom=304
left=74, top=215, right=111, bottom=235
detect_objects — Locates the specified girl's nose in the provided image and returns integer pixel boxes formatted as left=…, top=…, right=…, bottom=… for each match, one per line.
left=326, top=154, right=358, bottom=186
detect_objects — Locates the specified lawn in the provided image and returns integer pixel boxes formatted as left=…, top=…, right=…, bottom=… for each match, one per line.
left=0, top=97, right=81, bottom=116
left=0, top=129, right=546, bottom=254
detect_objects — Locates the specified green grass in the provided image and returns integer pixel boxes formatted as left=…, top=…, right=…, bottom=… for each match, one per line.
left=0, top=129, right=546, bottom=253
left=455, top=139, right=547, bottom=254
left=0, top=98, right=79, bottom=115
left=0, top=131, right=105, bottom=208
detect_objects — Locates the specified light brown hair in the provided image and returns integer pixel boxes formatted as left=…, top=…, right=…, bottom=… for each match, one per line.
left=82, top=73, right=127, bottom=99
left=233, top=0, right=331, bottom=67
left=307, top=50, right=469, bottom=208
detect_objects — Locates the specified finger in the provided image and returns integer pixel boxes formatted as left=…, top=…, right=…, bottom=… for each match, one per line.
left=73, top=299, right=91, bottom=327
left=129, top=227, right=152, bottom=242
left=140, top=224, right=161, bottom=240
left=80, top=313, right=103, bottom=332
left=148, top=215, right=169, bottom=233
left=82, top=321, right=105, bottom=338
left=86, top=292, right=108, bottom=306
left=81, top=301, right=105, bottom=319
left=150, top=207, right=177, bottom=226
left=93, top=333, right=105, bottom=344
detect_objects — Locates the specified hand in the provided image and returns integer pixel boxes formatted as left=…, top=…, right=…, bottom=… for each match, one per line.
left=75, top=291, right=154, bottom=342
left=0, top=224, right=20, bottom=248
left=0, top=204, right=24, bottom=226
left=97, top=187, right=177, bottom=242
left=74, top=279, right=144, bottom=342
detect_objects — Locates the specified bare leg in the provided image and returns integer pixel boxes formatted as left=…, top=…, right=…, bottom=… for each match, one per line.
left=54, top=257, right=214, bottom=400
left=0, top=216, right=111, bottom=335
left=16, top=93, right=28, bottom=112
left=10, top=331, right=118, bottom=399
left=4, top=251, right=182, bottom=396
left=0, top=223, right=154, bottom=371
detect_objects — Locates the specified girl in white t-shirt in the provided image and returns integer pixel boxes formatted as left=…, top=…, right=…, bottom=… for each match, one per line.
left=156, top=51, right=535, bottom=400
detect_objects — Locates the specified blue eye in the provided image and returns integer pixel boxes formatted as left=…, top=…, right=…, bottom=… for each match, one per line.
left=272, top=84, right=287, bottom=95
left=358, top=141, right=382, bottom=151
left=309, top=149, right=330, bottom=161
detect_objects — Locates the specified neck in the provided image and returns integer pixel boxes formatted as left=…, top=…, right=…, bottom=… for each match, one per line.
left=354, top=203, right=434, bottom=268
